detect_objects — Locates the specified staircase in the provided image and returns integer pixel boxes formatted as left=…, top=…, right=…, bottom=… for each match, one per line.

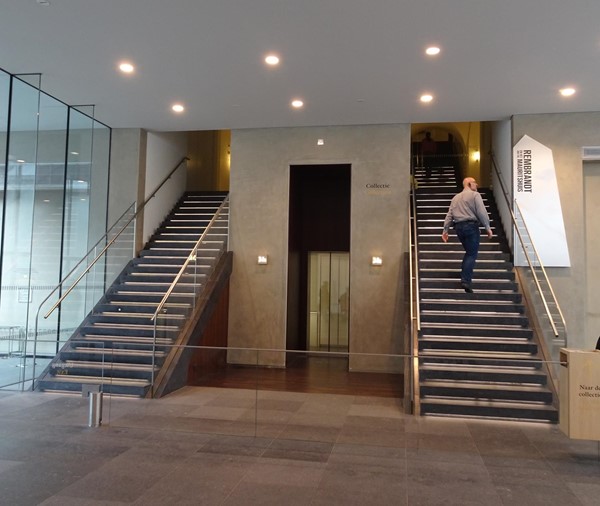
left=35, top=192, right=229, bottom=397
left=414, top=166, right=558, bottom=422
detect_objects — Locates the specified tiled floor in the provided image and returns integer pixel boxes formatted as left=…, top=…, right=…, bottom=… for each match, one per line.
left=0, top=386, right=599, bottom=505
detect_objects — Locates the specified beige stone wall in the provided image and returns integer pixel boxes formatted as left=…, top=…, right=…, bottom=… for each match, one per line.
left=228, top=124, right=411, bottom=371
left=513, top=112, right=600, bottom=349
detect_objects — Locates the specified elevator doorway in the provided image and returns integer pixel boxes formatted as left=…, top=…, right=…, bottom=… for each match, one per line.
left=286, top=164, right=351, bottom=354
left=308, top=252, right=349, bottom=352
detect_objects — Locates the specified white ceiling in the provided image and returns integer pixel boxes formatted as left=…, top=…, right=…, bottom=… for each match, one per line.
left=1, top=0, right=599, bottom=132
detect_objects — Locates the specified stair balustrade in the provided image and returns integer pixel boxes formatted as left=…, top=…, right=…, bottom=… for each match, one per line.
left=150, top=196, right=230, bottom=397
left=490, top=152, right=567, bottom=386
left=29, top=157, right=190, bottom=391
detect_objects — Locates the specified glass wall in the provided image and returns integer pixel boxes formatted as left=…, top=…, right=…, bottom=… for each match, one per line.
left=0, top=68, right=111, bottom=386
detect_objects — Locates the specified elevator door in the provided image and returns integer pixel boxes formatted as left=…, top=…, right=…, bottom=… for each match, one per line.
left=308, top=252, right=349, bottom=352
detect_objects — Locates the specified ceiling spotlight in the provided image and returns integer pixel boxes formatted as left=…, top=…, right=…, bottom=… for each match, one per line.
left=291, top=99, right=304, bottom=108
left=265, top=54, right=280, bottom=65
left=559, top=87, right=576, bottom=97
left=172, top=104, right=185, bottom=113
left=119, top=62, right=135, bottom=73
left=425, top=46, right=440, bottom=56
left=36, top=0, right=50, bottom=5
left=420, top=94, right=434, bottom=103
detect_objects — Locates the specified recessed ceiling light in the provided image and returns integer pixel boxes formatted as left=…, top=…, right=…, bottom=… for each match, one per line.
left=172, top=104, right=185, bottom=113
left=36, top=0, right=50, bottom=5
left=71, top=151, right=79, bottom=155
left=559, top=87, right=576, bottom=97
left=291, top=99, right=304, bottom=108
left=119, top=62, right=135, bottom=74
left=16, top=159, right=25, bottom=163
left=265, top=54, right=280, bottom=66
left=420, top=94, right=434, bottom=103
left=425, top=46, right=441, bottom=56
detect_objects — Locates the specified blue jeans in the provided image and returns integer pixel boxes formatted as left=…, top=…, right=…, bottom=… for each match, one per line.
left=454, top=221, right=480, bottom=285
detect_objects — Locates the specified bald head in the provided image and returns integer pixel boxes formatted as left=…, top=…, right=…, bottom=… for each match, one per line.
left=463, top=177, right=477, bottom=190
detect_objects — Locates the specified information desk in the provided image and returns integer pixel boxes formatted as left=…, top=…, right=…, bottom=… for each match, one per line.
left=559, top=348, right=600, bottom=440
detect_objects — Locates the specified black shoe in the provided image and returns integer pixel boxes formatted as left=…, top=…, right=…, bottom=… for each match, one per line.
left=460, top=282, right=473, bottom=293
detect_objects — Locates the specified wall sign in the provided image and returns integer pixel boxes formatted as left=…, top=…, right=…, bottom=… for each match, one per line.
left=513, top=135, right=570, bottom=267
left=365, top=183, right=392, bottom=196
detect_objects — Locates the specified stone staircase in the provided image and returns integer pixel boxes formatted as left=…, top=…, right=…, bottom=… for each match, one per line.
left=414, top=166, right=558, bottom=422
left=35, top=192, right=228, bottom=397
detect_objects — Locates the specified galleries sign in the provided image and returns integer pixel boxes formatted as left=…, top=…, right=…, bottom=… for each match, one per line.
left=512, top=135, right=570, bottom=267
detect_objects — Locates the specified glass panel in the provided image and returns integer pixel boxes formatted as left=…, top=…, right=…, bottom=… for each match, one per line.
left=0, top=71, right=112, bottom=391
left=0, top=77, right=40, bottom=367
left=30, top=92, right=69, bottom=358
left=0, top=70, right=11, bottom=365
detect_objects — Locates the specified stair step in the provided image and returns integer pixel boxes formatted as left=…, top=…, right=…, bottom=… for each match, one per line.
left=419, top=339, right=537, bottom=355
left=62, top=347, right=165, bottom=364
left=420, top=324, right=533, bottom=338
left=75, top=333, right=173, bottom=346
left=37, top=375, right=151, bottom=396
left=51, top=360, right=157, bottom=375
left=420, top=291, right=522, bottom=302
left=419, top=353, right=542, bottom=368
left=420, top=301, right=524, bottom=313
left=420, top=397, right=558, bottom=422
left=420, top=313, right=529, bottom=326
left=420, top=380, right=554, bottom=403
left=419, top=364, right=547, bottom=384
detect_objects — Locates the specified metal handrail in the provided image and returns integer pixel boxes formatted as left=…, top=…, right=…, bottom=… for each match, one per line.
left=408, top=181, right=421, bottom=415
left=514, top=200, right=567, bottom=333
left=30, top=156, right=189, bottom=389
left=151, top=195, right=230, bottom=321
left=41, top=156, right=189, bottom=319
left=36, top=202, right=135, bottom=320
left=410, top=186, right=421, bottom=332
left=489, top=152, right=566, bottom=338
left=149, top=195, right=229, bottom=394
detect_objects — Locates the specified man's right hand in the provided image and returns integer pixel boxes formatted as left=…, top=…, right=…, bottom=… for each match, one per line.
left=442, top=231, right=449, bottom=243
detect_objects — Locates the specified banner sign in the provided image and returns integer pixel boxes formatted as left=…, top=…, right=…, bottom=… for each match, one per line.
left=512, top=135, right=570, bottom=267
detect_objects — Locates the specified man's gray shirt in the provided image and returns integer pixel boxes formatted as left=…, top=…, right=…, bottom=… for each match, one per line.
left=443, top=189, right=491, bottom=232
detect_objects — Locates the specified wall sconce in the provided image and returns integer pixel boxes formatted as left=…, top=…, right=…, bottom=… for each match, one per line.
left=371, top=256, right=383, bottom=266
left=257, top=255, right=268, bottom=265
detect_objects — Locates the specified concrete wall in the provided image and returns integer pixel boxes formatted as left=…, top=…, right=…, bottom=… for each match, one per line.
left=513, top=112, right=600, bottom=349
left=228, top=124, right=410, bottom=372
left=488, top=120, right=513, bottom=245
left=143, top=131, right=188, bottom=244
left=108, top=128, right=146, bottom=226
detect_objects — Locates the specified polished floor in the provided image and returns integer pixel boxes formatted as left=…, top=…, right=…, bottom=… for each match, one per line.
left=1, top=384, right=599, bottom=505
left=193, top=356, right=403, bottom=397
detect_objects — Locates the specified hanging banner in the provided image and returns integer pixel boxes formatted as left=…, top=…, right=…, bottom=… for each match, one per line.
left=513, top=135, right=570, bottom=267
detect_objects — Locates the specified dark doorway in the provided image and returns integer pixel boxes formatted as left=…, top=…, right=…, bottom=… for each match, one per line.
left=286, top=164, right=351, bottom=354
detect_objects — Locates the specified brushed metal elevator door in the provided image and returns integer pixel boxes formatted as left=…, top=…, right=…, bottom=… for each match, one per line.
left=307, top=252, right=349, bottom=352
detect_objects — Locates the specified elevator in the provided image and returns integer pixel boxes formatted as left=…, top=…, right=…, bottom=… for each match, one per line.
left=307, top=252, right=349, bottom=352
left=287, top=164, right=351, bottom=354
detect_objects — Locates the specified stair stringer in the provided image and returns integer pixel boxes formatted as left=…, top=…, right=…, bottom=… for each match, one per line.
left=149, top=251, right=232, bottom=398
